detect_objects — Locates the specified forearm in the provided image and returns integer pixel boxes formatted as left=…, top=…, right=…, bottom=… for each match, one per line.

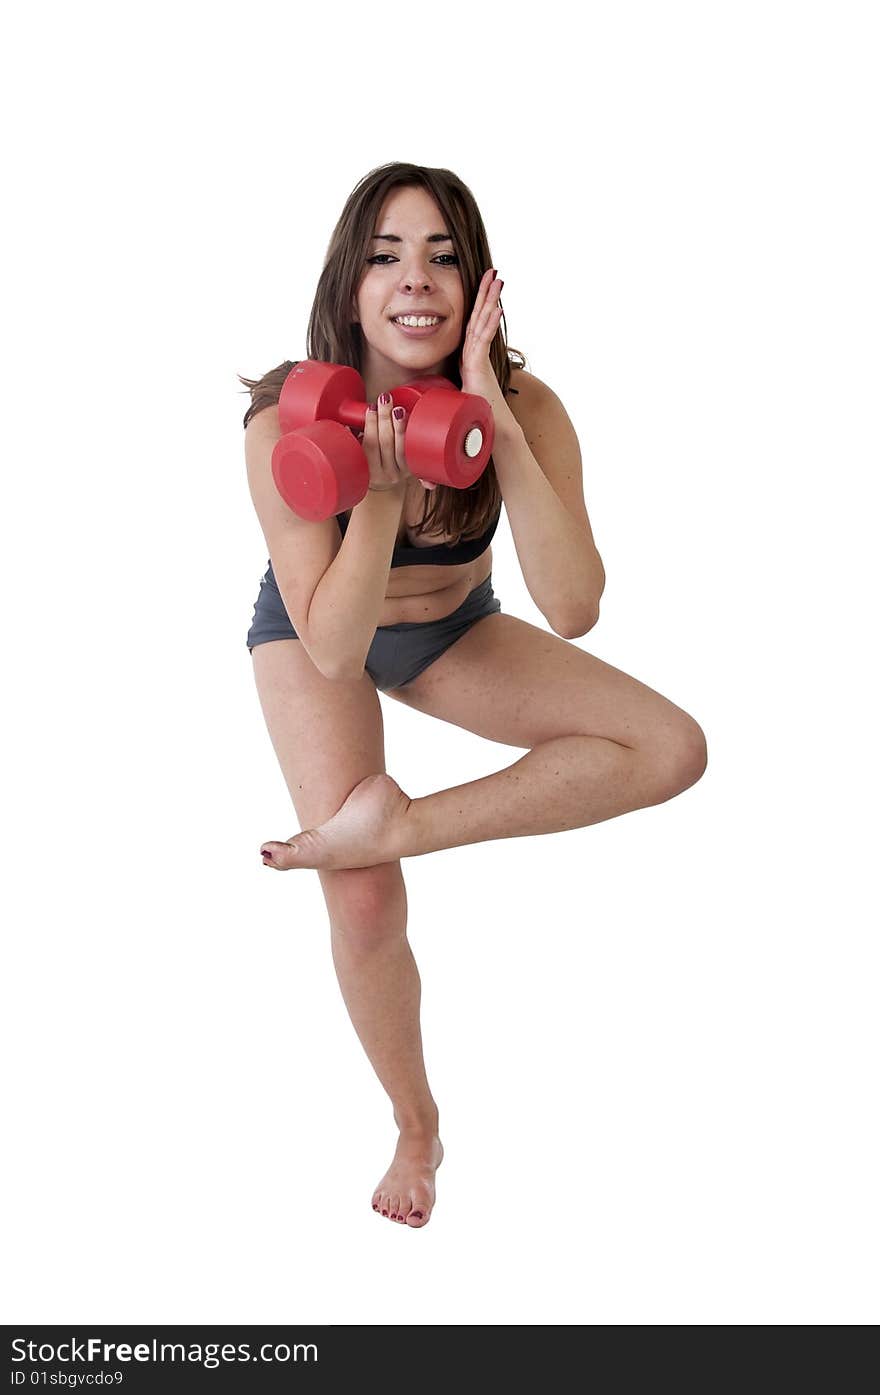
left=307, top=489, right=404, bottom=679
left=492, top=424, right=605, bottom=634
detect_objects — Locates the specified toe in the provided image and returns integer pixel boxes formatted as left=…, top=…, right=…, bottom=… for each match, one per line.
left=397, top=1197, right=413, bottom=1224
left=261, top=831, right=322, bottom=870
left=389, top=1194, right=401, bottom=1221
left=406, top=1183, right=433, bottom=1227
left=260, top=839, right=294, bottom=868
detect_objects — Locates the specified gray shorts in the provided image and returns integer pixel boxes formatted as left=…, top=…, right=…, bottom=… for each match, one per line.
left=246, top=566, right=502, bottom=691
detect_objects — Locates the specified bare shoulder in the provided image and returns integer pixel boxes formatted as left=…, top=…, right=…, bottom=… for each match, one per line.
left=505, top=366, right=555, bottom=433
left=245, top=402, right=281, bottom=442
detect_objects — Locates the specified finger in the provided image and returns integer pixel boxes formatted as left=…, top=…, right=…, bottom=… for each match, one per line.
left=391, top=404, right=409, bottom=472
left=464, top=272, right=501, bottom=348
left=474, top=278, right=503, bottom=335
left=377, top=393, right=399, bottom=471
left=362, top=400, right=378, bottom=448
left=474, top=300, right=503, bottom=341
left=463, top=310, right=503, bottom=366
left=472, top=267, right=498, bottom=317
left=462, top=270, right=492, bottom=342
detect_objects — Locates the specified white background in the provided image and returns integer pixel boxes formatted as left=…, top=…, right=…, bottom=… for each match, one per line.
left=3, top=0, right=877, bottom=1326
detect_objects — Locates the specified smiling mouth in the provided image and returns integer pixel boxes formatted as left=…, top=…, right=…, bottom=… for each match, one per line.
left=390, top=317, right=447, bottom=336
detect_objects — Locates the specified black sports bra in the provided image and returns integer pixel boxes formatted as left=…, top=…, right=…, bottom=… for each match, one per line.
left=337, top=502, right=501, bottom=567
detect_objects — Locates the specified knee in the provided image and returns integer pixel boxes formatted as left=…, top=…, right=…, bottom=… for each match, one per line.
left=647, top=716, right=709, bottom=803
left=325, top=864, right=407, bottom=954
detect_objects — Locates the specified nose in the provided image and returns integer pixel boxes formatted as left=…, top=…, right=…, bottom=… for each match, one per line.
left=399, top=261, right=434, bottom=293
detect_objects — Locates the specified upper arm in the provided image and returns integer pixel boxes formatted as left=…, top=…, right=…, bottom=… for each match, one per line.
left=244, top=405, right=341, bottom=658
left=508, top=369, right=603, bottom=568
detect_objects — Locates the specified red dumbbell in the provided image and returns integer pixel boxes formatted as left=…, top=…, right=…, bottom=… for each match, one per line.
left=270, top=360, right=495, bottom=521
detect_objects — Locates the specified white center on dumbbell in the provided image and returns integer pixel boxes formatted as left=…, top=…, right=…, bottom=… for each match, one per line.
left=463, top=426, right=484, bottom=458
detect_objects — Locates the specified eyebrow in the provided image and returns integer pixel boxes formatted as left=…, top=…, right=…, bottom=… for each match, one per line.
left=371, top=232, right=453, bottom=243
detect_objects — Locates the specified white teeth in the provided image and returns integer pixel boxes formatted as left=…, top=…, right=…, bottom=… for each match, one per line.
left=394, top=315, right=442, bottom=327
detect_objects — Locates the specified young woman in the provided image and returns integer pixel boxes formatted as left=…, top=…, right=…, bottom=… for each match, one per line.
left=240, top=162, right=708, bottom=1229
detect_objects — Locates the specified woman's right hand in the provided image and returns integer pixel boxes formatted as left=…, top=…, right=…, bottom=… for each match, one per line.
left=358, top=394, right=411, bottom=494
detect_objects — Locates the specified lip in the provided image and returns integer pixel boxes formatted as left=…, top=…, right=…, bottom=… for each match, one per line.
left=390, top=314, right=446, bottom=338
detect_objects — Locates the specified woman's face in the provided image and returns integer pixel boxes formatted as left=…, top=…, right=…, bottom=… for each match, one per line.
left=353, top=184, right=466, bottom=399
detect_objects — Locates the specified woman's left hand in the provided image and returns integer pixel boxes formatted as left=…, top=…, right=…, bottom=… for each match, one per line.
left=459, top=269, right=520, bottom=441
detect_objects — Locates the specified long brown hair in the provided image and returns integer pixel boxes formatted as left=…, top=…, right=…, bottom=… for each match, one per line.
left=238, top=161, right=528, bottom=546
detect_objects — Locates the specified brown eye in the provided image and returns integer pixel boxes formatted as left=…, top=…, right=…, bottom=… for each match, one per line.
left=366, top=254, right=459, bottom=266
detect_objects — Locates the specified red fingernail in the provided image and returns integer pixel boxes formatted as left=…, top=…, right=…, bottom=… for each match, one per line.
left=262, top=850, right=273, bottom=860
left=393, top=406, right=405, bottom=420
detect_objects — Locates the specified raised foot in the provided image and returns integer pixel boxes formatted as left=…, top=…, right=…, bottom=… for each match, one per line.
left=260, top=773, right=412, bottom=872
left=372, top=1133, right=444, bottom=1229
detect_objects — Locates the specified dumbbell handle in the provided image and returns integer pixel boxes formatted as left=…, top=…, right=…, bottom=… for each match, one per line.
left=330, top=395, right=378, bottom=431
left=279, top=362, right=453, bottom=436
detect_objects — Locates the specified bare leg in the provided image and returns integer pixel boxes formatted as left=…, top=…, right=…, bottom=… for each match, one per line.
left=323, top=865, right=442, bottom=1227
left=250, top=639, right=444, bottom=1225
left=260, top=733, right=703, bottom=871
left=396, top=734, right=682, bottom=859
